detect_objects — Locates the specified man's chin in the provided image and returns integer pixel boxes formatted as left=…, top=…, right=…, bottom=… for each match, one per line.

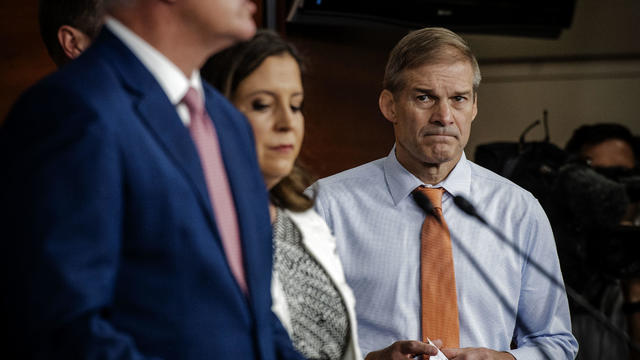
left=238, top=2, right=257, bottom=39
left=423, top=149, right=461, bottom=165
left=231, top=20, right=256, bottom=42
left=213, top=23, right=256, bottom=53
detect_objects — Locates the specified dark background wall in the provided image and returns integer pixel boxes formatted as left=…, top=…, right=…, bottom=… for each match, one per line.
left=283, top=0, right=640, bottom=178
left=0, top=2, right=56, bottom=126
left=290, top=28, right=400, bottom=178
left=2, top=0, right=639, bottom=180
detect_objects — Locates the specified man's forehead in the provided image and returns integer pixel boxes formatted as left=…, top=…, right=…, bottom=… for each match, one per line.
left=409, top=58, right=474, bottom=75
left=401, top=61, right=474, bottom=89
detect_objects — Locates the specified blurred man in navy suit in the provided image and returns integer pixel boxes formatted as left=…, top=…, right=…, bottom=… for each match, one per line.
left=0, top=0, right=303, bottom=359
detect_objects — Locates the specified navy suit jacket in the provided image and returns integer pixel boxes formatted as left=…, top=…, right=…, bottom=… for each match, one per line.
left=0, top=29, right=302, bottom=360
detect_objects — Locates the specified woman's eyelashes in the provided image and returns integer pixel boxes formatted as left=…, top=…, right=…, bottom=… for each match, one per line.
left=291, top=101, right=303, bottom=113
left=250, top=97, right=303, bottom=113
left=251, top=99, right=270, bottom=111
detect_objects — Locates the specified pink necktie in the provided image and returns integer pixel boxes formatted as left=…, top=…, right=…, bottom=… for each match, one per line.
left=182, top=87, right=247, bottom=294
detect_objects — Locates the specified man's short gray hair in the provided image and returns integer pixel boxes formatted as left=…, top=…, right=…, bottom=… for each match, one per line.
left=383, top=27, right=481, bottom=95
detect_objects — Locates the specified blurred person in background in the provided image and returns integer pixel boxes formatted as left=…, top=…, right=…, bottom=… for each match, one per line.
left=563, top=123, right=640, bottom=360
left=1, top=0, right=304, bottom=358
left=38, top=0, right=105, bottom=67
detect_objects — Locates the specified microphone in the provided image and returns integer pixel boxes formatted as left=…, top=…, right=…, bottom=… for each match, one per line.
left=452, top=196, right=484, bottom=224
left=412, top=189, right=442, bottom=225
left=412, top=191, right=553, bottom=360
left=412, top=189, right=435, bottom=214
left=452, top=194, right=640, bottom=353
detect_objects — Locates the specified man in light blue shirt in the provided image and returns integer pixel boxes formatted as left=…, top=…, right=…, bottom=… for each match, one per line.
left=313, top=27, right=578, bottom=360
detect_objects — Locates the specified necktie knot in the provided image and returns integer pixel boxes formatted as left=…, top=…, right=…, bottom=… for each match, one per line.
left=415, top=186, right=445, bottom=209
left=181, top=87, right=204, bottom=120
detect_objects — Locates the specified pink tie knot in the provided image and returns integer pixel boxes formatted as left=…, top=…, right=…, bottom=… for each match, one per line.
left=181, top=87, right=204, bottom=120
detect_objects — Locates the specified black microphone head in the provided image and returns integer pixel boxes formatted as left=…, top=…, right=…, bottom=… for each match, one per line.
left=452, top=195, right=487, bottom=224
left=411, top=189, right=435, bottom=214
left=453, top=195, right=476, bottom=216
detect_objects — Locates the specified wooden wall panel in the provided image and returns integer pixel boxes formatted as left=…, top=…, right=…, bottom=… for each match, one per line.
left=0, top=1, right=264, bottom=126
left=0, top=2, right=56, bottom=124
left=6, top=1, right=636, bottom=182
left=287, top=27, right=405, bottom=179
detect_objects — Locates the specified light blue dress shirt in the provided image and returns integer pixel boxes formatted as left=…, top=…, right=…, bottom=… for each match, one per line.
left=314, top=148, right=578, bottom=360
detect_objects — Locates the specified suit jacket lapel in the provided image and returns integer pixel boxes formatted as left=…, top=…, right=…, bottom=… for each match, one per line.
left=135, top=93, right=215, bottom=220
left=97, top=28, right=270, bottom=301
left=96, top=29, right=218, bottom=236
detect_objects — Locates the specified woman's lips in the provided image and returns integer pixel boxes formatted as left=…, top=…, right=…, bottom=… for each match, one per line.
left=269, top=144, right=294, bottom=153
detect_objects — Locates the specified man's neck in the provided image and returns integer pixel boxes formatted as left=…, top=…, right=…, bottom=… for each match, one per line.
left=395, top=147, right=460, bottom=185
left=109, top=8, right=217, bottom=77
left=414, top=162, right=455, bottom=185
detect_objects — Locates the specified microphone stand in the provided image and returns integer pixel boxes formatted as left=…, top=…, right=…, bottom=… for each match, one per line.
left=452, top=195, right=640, bottom=354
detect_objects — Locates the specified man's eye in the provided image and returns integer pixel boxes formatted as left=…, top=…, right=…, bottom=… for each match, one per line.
left=417, top=95, right=431, bottom=102
left=453, top=96, right=467, bottom=102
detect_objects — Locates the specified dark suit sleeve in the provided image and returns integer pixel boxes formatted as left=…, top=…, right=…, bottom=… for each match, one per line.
left=271, top=311, right=306, bottom=360
left=1, top=90, right=158, bottom=360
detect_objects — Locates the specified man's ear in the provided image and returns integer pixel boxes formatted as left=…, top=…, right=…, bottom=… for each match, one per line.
left=379, top=89, right=397, bottom=124
left=471, top=92, right=478, bottom=122
left=57, top=25, right=91, bottom=61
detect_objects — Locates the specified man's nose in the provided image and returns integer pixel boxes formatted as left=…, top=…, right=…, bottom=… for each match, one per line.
left=430, top=101, right=452, bottom=125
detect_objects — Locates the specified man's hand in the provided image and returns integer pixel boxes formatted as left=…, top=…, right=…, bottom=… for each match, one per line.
left=365, top=340, right=441, bottom=360
left=442, top=347, right=516, bottom=360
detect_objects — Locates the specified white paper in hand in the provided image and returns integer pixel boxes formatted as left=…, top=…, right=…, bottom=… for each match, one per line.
left=426, top=338, right=449, bottom=360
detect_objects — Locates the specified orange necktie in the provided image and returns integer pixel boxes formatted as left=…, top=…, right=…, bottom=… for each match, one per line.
left=416, top=186, right=460, bottom=349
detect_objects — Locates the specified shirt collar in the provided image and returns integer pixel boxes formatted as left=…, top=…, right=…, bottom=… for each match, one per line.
left=383, top=145, right=472, bottom=206
left=104, top=16, right=203, bottom=110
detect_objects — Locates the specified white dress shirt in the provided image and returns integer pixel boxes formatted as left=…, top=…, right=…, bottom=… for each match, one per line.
left=105, top=16, right=202, bottom=126
left=314, top=147, right=578, bottom=360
